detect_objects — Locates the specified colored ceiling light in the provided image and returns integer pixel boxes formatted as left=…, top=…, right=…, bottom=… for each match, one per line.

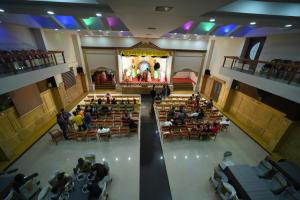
left=214, top=24, right=237, bottom=36
left=182, top=20, right=193, bottom=31
left=31, top=15, right=59, bottom=29
left=233, top=26, right=253, bottom=37
left=82, top=17, right=97, bottom=26
left=200, top=22, right=215, bottom=32
left=54, top=15, right=81, bottom=29
left=107, top=16, right=119, bottom=27
left=106, top=16, right=128, bottom=31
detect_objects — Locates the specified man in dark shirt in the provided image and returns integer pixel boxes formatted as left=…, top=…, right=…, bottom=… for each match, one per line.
left=90, top=163, right=108, bottom=183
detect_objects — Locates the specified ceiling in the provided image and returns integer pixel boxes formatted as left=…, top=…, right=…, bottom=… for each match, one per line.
left=0, top=0, right=299, bottom=39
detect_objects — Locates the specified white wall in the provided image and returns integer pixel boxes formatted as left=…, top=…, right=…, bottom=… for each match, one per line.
left=43, top=30, right=78, bottom=67
left=207, top=37, right=245, bottom=85
left=0, top=23, right=37, bottom=50
left=80, top=36, right=208, bottom=51
left=174, top=51, right=205, bottom=73
left=259, top=33, right=300, bottom=61
left=84, top=49, right=117, bottom=71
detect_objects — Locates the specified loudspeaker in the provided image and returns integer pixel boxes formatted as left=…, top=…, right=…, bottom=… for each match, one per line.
left=77, top=67, right=84, bottom=74
left=204, top=69, right=210, bottom=75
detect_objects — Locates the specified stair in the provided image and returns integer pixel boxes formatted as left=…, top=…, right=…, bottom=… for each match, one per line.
left=173, top=82, right=193, bottom=91
left=95, top=81, right=116, bottom=89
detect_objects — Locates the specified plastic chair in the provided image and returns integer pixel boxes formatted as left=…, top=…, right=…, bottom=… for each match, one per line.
left=210, top=166, right=228, bottom=189
left=220, top=151, right=234, bottom=170
left=254, top=160, right=273, bottom=178
left=216, top=181, right=237, bottom=200
left=266, top=172, right=288, bottom=194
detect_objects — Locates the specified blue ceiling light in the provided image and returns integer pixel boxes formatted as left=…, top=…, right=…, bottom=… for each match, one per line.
left=233, top=26, right=253, bottom=37
left=54, top=15, right=82, bottom=29
left=31, top=16, right=59, bottom=29
left=213, top=24, right=237, bottom=36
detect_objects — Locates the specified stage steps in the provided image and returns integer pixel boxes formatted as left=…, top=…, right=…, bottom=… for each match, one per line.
left=173, top=82, right=193, bottom=91
left=95, top=81, right=116, bottom=89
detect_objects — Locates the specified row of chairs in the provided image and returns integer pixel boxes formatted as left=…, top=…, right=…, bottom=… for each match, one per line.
left=91, top=119, right=139, bottom=128
left=160, top=125, right=217, bottom=142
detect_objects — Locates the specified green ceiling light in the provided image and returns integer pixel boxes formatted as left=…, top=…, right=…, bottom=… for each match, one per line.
left=200, top=22, right=215, bottom=32
left=82, top=17, right=98, bottom=26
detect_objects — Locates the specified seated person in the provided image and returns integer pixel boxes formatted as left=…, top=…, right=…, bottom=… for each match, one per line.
left=163, top=120, right=173, bottom=127
left=196, top=92, right=201, bottom=99
left=13, top=173, right=39, bottom=194
left=177, top=111, right=187, bottom=124
left=90, top=163, right=109, bottom=183
left=71, top=111, right=85, bottom=131
left=155, top=93, right=162, bottom=101
left=206, top=99, right=213, bottom=109
left=105, top=93, right=112, bottom=100
left=133, top=98, right=137, bottom=104
left=126, top=100, right=130, bottom=104
left=106, top=97, right=111, bottom=104
left=202, top=124, right=211, bottom=133
left=87, top=182, right=102, bottom=200
left=97, top=126, right=110, bottom=135
left=128, top=119, right=137, bottom=129
left=191, top=110, right=200, bottom=117
left=122, top=113, right=131, bottom=123
left=120, top=100, right=125, bottom=104
left=99, top=105, right=109, bottom=114
left=198, top=108, right=205, bottom=119
left=97, top=98, right=102, bottom=105
left=187, top=96, right=194, bottom=104
left=111, top=98, right=117, bottom=104
left=167, top=107, right=176, bottom=118
left=74, top=158, right=91, bottom=174
left=49, top=172, right=71, bottom=192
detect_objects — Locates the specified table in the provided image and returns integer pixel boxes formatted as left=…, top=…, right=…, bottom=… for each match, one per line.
left=225, top=165, right=276, bottom=200
left=68, top=174, right=89, bottom=200
left=277, top=161, right=300, bottom=190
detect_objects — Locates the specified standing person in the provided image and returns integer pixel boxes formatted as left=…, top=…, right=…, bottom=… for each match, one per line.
left=61, top=108, right=72, bottom=128
left=85, top=112, right=92, bottom=130
left=150, top=85, right=156, bottom=101
left=57, top=113, right=69, bottom=140
left=166, top=85, right=171, bottom=97
left=71, top=111, right=85, bottom=131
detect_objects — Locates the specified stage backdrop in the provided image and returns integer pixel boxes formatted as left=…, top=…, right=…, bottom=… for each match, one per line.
left=118, top=55, right=171, bottom=83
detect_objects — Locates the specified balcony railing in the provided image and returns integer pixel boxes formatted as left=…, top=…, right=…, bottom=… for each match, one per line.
left=0, top=50, right=66, bottom=77
left=222, top=56, right=300, bottom=86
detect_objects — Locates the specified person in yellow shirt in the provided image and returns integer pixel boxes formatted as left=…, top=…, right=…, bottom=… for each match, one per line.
left=71, top=111, right=85, bottom=131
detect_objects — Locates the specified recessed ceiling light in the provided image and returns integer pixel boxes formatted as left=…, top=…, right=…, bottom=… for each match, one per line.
left=174, top=33, right=177, bottom=35
left=250, top=21, right=256, bottom=25
left=194, top=34, right=198, bottom=36
left=0, top=8, right=5, bottom=13
left=77, top=29, right=80, bottom=32
left=230, top=36, right=234, bottom=39
left=54, top=29, right=58, bottom=31
left=155, top=6, right=173, bottom=12
left=285, top=24, right=293, bottom=28
left=212, top=35, right=216, bottom=38
left=209, top=18, right=215, bottom=22
left=120, top=30, right=123, bottom=32
left=96, top=13, right=102, bottom=17
left=47, top=11, right=55, bottom=15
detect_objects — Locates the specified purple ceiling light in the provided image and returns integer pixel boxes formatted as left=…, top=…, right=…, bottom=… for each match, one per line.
left=106, top=16, right=119, bottom=27
left=182, top=20, right=193, bottom=31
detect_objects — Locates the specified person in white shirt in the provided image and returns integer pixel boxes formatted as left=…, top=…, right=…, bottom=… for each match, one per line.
left=97, top=126, right=110, bottom=134
left=163, top=120, right=173, bottom=127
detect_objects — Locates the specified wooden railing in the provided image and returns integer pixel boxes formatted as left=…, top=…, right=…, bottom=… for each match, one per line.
left=0, top=50, right=65, bottom=76
left=222, top=56, right=300, bottom=85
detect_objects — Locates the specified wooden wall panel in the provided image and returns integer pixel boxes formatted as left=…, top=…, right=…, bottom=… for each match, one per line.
left=227, top=91, right=291, bottom=151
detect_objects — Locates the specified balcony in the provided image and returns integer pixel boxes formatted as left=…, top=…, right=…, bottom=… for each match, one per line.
left=222, top=56, right=300, bottom=86
left=0, top=50, right=69, bottom=94
left=220, top=56, right=300, bottom=104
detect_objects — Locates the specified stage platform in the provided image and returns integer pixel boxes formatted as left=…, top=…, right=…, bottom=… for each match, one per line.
left=121, top=78, right=167, bottom=85
left=173, top=78, right=194, bottom=91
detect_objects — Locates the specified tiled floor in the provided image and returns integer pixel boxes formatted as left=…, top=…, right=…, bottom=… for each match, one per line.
left=8, top=93, right=268, bottom=200
left=161, top=123, right=268, bottom=200
left=8, top=124, right=140, bottom=200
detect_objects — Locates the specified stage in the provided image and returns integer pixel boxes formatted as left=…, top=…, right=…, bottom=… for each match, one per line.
left=120, top=78, right=167, bottom=85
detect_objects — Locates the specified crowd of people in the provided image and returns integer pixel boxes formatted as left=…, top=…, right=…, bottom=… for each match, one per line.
left=150, top=85, right=171, bottom=101
left=159, top=93, right=227, bottom=139
left=56, top=93, right=138, bottom=140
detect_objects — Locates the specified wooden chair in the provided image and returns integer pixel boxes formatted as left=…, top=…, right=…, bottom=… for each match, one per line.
left=162, top=131, right=172, bottom=143
left=189, top=128, right=200, bottom=140
left=120, top=127, right=129, bottom=135
left=180, top=127, right=189, bottom=139
left=111, top=127, right=120, bottom=136
left=85, top=130, right=97, bottom=141
left=49, top=129, right=64, bottom=145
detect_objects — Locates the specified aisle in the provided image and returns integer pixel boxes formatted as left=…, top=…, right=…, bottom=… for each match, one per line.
left=139, top=95, right=172, bottom=200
